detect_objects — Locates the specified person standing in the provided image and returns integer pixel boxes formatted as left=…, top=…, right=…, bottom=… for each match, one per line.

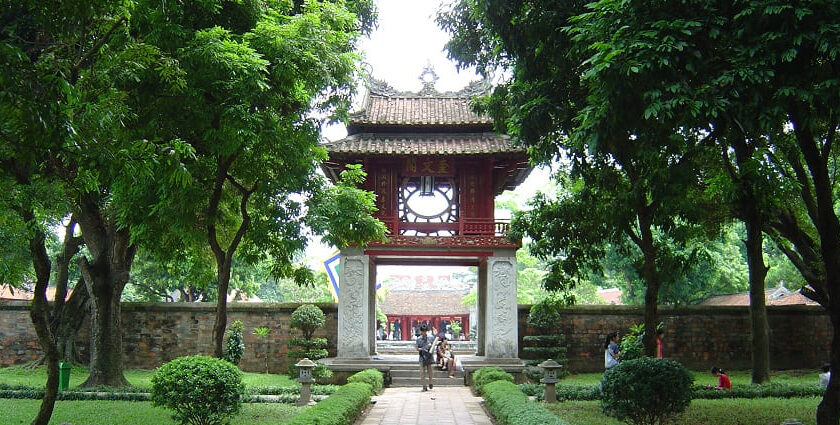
left=655, top=329, right=665, bottom=358
left=604, top=332, right=621, bottom=370
left=416, top=324, right=435, bottom=391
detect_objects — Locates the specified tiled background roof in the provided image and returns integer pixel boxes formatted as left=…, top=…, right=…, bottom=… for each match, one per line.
left=323, top=132, right=524, bottom=155
left=379, top=291, right=470, bottom=315
left=351, top=95, right=492, bottom=126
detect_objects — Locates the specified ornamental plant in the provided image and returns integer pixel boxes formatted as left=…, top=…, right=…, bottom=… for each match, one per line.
left=288, top=304, right=331, bottom=380
left=472, top=366, right=514, bottom=395
left=523, top=297, right=568, bottom=381
left=600, top=357, right=693, bottom=425
left=222, top=320, right=245, bottom=366
left=151, top=355, right=245, bottom=425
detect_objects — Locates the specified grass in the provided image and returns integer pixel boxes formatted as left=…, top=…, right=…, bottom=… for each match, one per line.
left=561, top=369, right=821, bottom=388
left=0, top=365, right=297, bottom=390
left=4, top=399, right=305, bottom=425
left=544, top=397, right=819, bottom=425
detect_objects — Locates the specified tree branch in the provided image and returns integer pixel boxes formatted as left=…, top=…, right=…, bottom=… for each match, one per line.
left=70, top=17, right=127, bottom=85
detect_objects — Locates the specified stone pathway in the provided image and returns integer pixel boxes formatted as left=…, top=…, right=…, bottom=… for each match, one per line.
left=356, top=386, right=492, bottom=425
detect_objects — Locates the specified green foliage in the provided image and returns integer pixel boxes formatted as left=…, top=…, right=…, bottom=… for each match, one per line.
left=619, top=322, right=663, bottom=362
left=284, top=382, right=371, bottom=425
left=223, top=321, right=245, bottom=366
left=449, top=320, right=462, bottom=335
left=472, top=367, right=514, bottom=395
left=151, top=356, right=245, bottom=425
left=600, top=358, right=693, bottom=425
left=526, top=297, right=563, bottom=332
left=346, top=369, right=383, bottom=395
left=287, top=305, right=330, bottom=380
left=482, top=380, right=569, bottom=425
left=290, top=304, right=326, bottom=340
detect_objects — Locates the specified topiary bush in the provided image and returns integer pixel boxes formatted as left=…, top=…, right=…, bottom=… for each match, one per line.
left=483, top=380, right=568, bottom=425
left=287, top=304, right=331, bottom=380
left=600, top=357, right=693, bottom=425
left=151, top=355, right=245, bottom=425
left=290, top=304, right=326, bottom=340
left=222, top=320, right=245, bottom=366
left=284, top=382, right=372, bottom=425
left=472, top=366, right=514, bottom=394
left=346, top=369, right=383, bottom=395
left=523, top=297, right=569, bottom=382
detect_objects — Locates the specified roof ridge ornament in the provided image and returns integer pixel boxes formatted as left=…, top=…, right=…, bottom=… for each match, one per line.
left=418, top=61, right=440, bottom=96
left=365, top=67, right=492, bottom=99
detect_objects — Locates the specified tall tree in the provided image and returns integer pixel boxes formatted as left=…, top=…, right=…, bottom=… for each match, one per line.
left=123, top=0, right=385, bottom=358
left=1, top=0, right=193, bottom=394
left=439, top=0, right=721, bottom=356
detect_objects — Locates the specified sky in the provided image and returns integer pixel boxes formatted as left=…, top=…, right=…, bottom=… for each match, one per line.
left=307, top=0, right=551, bottom=273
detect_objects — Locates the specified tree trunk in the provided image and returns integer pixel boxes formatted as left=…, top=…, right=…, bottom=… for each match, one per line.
left=818, top=313, right=840, bottom=424
left=80, top=275, right=129, bottom=387
left=744, top=216, right=771, bottom=383
left=22, top=214, right=60, bottom=425
left=212, top=262, right=232, bottom=358
left=637, top=209, right=660, bottom=358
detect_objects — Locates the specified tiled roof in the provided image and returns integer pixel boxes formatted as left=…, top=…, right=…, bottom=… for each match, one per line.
left=351, top=95, right=493, bottom=126
left=323, top=132, right=525, bottom=156
left=699, top=288, right=819, bottom=306
left=380, top=291, right=470, bottom=315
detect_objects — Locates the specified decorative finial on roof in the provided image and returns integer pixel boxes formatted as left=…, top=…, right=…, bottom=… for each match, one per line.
left=418, top=61, right=439, bottom=96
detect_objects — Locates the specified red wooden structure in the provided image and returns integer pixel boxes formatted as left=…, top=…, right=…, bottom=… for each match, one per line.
left=322, top=68, right=532, bottom=344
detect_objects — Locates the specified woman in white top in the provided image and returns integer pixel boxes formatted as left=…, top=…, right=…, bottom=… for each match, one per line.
left=604, top=332, right=621, bottom=370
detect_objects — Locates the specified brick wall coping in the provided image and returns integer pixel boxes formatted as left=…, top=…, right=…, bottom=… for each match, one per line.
left=0, top=300, right=338, bottom=312
left=517, top=304, right=826, bottom=316
left=1, top=300, right=824, bottom=316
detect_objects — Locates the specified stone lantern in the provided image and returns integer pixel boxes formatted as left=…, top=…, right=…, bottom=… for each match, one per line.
left=295, top=358, right=317, bottom=406
left=538, top=359, right=563, bottom=403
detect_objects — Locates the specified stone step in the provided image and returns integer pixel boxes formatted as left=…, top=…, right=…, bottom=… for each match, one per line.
left=390, top=368, right=462, bottom=378
left=390, top=375, right=466, bottom=387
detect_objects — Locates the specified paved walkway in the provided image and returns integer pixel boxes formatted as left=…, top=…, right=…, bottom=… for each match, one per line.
left=356, top=386, right=493, bottom=425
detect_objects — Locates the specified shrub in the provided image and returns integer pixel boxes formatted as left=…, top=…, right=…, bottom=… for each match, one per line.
left=284, top=382, right=371, bottom=425
left=472, top=366, right=514, bottom=394
left=151, top=355, right=245, bottom=425
left=483, top=380, right=568, bottom=425
left=347, top=369, right=384, bottom=395
left=290, top=304, right=326, bottom=340
left=600, top=357, right=693, bottom=425
left=526, top=297, right=563, bottom=332
left=222, top=320, right=245, bottom=366
left=288, top=305, right=331, bottom=380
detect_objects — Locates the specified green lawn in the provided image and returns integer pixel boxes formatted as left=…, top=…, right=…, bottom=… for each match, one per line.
left=4, top=399, right=304, bottom=425
left=0, top=365, right=296, bottom=389
left=544, top=397, right=819, bottom=425
left=561, top=369, right=821, bottom=388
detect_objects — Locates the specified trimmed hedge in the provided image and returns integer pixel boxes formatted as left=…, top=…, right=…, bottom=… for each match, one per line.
left=284, top=382, right=372, bottom=425
left=472, top=367, right=514, bottom=394
left=346, top=369, right=383, bottom=395
left=519, top=382, right=824, bottom=402
left=483, top=380, right=568, bottom=425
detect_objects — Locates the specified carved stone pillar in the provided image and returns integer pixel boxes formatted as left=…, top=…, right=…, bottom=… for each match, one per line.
left=337, top=249, right=372, bottom=358
left=484, top=255, right=518, bottom=358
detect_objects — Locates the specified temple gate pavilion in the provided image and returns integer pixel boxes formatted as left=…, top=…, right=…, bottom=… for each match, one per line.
left=320, top=67, right=532, bottom=362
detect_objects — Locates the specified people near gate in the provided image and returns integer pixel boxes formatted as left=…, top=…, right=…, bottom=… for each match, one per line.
left=416, top=323, right=435, bottom=392
left=709, top=367, right=731, bottom=390
left=655, top=329, right=665, bottom=358
left=376, top=322, right=386, bottom=340
left=393, top=320, right=401, bottom=340
left=604, top=332, right=621, bottom=370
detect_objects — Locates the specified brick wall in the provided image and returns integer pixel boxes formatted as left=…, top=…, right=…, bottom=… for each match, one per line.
left=518, top=305, right=831, bottom=372
left=0, top=301, right=338, bottom=373
left=0, top=301, right=829, bottom=373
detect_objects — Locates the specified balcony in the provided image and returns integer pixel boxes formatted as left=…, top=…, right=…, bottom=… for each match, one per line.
left=376, top=217, right=510, bottom=237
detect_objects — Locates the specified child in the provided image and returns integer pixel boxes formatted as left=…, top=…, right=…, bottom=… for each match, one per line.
left=710, top=367, right=731, bottom=390
left=604, top=332, right=621, bottom=370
